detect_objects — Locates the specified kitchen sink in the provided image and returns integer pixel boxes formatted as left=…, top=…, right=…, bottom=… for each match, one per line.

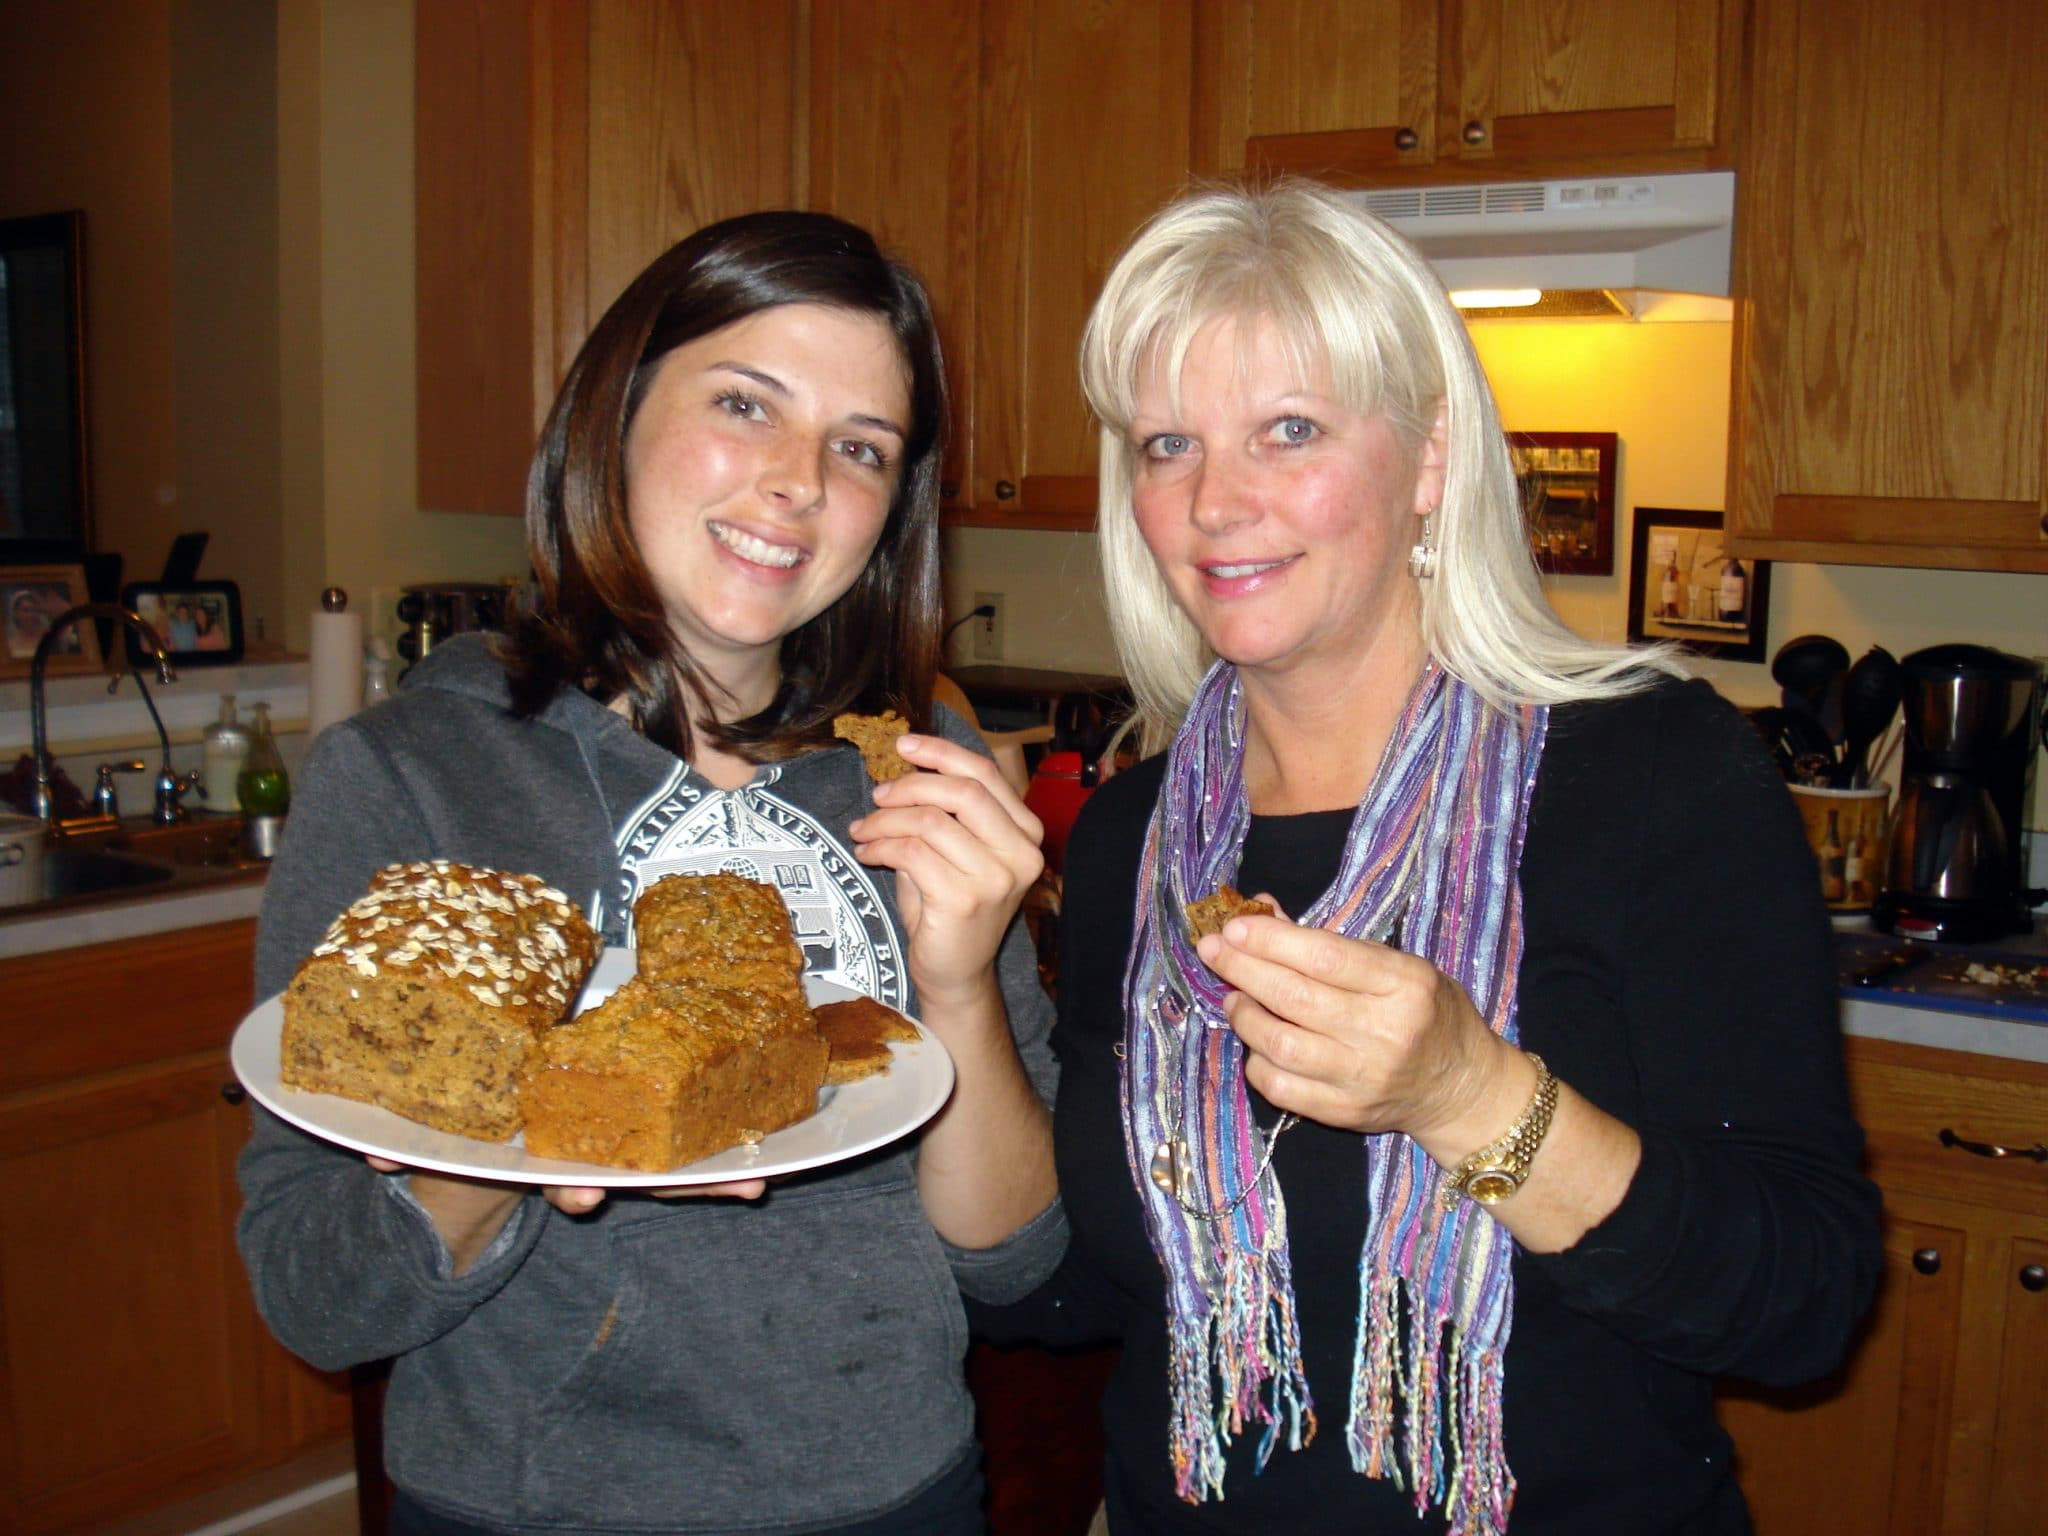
left=4, top=814, right=266, bottom=919
left=42, top=848, right=178, bottom=899
left=109, top=816, right=252, bottom=868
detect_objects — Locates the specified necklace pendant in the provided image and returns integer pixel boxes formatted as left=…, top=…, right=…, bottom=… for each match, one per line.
left=1149, top=1140, right=1183, bottom=1196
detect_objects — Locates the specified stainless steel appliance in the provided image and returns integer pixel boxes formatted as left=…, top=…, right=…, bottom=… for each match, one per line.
left=395, top=581, right=515, bottom=675
left=1874, top=644, right=2044, bottom=942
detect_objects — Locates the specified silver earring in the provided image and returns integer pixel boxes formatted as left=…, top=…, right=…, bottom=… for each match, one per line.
left=1408, top=506, right=1439, bottom=580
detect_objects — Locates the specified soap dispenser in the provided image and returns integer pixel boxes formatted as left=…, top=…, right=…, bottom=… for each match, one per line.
left=237, top=701, right=291, bottom=858
left=202, top=695, right=251, bottom=814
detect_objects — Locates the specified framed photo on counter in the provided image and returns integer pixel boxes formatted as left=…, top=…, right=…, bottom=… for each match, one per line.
left=0, top=562, right=99, bottom=679
left=122, top=579, right=244, bottom=667
left=1511, top=430, right=1617, bottom=576
left=1626, top=507, right=1771, bottom=663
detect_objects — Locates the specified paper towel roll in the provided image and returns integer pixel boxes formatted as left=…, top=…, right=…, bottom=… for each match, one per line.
left=307, top=606, right=365, bottom=737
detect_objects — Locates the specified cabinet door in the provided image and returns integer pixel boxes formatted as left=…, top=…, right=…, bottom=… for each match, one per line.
left=1717, top=1197, right=1963, bottom=1536
left=973, top=0, right=1193, bottom=528
left=416, top=0, right=581, bottom=517
left=1224, top=0, right=1731, bottom=185
left=808, top=0, right=982, bottom=511
left=417, top=1, right=804, bottom=515
left=1728, top=0, right=2048, bottom=571
left=1452, top=0, right=1724, bottom=163
left=585, top=0, right=800, bottom=318
left=1200, top=0, right=1438, bottom=178
left=1984, top=1233, right=2048, bottom=1534
left=0, top=1056, right=264, bottom=1535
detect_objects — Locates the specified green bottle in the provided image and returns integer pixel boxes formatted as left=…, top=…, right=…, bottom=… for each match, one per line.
left=236, top=701, right=291, bottom=818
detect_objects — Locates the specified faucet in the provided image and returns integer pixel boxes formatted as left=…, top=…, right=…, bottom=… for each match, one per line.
left=28, top=605, right=183, bottom=830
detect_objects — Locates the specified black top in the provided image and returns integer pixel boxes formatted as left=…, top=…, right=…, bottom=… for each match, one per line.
left=973, top=679, right=1882, bottom=1535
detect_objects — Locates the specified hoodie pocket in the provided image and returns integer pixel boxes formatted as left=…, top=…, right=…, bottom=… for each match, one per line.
left=516, top=1173, right=973, bottom=1531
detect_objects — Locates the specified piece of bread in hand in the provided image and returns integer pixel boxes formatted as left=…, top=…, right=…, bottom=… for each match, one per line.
left=812, top=994, right=920, bottom=1084
left=832, top=709, right=915, bottom=782
left=1185, top=884, right=1270, bottom=943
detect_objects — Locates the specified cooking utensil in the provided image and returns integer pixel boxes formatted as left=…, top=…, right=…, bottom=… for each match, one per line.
left=1832, top=646, right=1903, bottom=788
left=1771, top=634, right=1850, bottom=750
left=0, top=813, right=49, bottom=906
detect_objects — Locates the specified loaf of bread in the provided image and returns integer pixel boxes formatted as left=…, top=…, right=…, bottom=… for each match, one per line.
left=832, top=709, right=914, bottom=781
left=632, top=871, right=808, bottom=1003
left=812, top=995, right=920, bottom=1085
left=280, top=861, right=601, bottom=1140
left=520, top=975, right=828, bottom=1170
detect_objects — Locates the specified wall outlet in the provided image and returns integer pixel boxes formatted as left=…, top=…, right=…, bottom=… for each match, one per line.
left=971, top=590, right=1004, bottom=661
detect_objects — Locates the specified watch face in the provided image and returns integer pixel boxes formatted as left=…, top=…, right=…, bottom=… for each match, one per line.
left=1467, top=1170, right=1518, bottom=1204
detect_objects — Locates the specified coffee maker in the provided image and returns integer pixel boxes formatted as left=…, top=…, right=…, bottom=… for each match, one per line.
left=1873, top=644, right=2044, bottom=942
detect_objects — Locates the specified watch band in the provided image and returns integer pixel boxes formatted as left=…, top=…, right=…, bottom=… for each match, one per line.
left=1442, top=1053, right=1559, bottom=1207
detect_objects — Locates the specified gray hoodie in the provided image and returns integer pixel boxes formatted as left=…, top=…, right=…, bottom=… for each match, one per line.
left=236, top=635, right=1065, bottom=1534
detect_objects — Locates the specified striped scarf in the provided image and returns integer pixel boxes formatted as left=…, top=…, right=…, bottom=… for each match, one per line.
left=1121, top=659, right=1547, bottom=1534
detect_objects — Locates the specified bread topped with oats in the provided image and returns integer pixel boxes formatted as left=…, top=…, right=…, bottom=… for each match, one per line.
left=278, top=860, right=601, bottom=1140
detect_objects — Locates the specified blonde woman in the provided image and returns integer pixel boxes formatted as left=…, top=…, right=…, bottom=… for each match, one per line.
left=975, top=182, right=1879, bottom=1536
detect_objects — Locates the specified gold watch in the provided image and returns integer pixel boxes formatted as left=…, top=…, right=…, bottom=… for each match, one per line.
left=1442, top=1054, right=1559, bottom=1207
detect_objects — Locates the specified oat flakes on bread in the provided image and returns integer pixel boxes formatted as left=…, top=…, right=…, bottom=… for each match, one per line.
left=832, top=709, right=915, bottom=782
left=812, top=994, right=919, bottom=1085
left=632, top=872, right=807, bottom=1004
left=279, top=861, right=600, bottom=1140
left=520, top=975, right=828, bottom=1171
left=1185, top=884, right=1270, bottom=943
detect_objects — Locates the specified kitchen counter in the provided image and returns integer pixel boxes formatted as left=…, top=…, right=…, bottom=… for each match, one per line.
left=0, top=869, right=266, bottom=959
left=1834, top=912, right=2048, bottom=1064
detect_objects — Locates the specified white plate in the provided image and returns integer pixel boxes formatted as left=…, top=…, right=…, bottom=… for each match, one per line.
left=230, top=948, right=953, bottom=1188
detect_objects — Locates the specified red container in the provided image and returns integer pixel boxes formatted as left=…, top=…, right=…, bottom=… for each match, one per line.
left=1024, top=750, right=1095, bottom=874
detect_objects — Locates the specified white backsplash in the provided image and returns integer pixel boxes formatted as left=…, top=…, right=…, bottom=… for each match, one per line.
left=0, top=659, right=311, bottom=816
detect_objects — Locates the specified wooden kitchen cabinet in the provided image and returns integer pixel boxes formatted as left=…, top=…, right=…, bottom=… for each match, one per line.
left=1200, top=0, right=1738, bottom=185
left=0, top=920, right=348, bottom=1535
left=416, top=0, right=801, bottom=517
left=807, top=0, right=983, bottom=513
left=1725, top=0, right=2048, bottom=572
left=1717, top=1037, right=2048, bottom=1535
left=811, top=0, right=1193, bottom=530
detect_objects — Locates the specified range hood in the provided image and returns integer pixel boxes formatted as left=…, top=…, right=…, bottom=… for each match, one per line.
left=1345, top=170, right=1735, bottom=321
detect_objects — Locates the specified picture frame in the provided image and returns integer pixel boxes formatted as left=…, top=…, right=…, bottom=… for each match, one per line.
left=121, top=580, right=245, bottom=667
left=1625, top=507, right=1771, bottom=663
left=0, top=562, right=100, bottom=679
left=1511, top=430, right=1618, bottom=576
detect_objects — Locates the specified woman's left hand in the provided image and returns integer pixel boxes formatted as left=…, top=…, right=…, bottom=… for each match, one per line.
left=1196, top=909, right=1503, bottom=1139
left=848, top=734, right=1044, bottom=1007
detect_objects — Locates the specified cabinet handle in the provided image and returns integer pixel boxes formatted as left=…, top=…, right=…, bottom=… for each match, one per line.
left=941, top=481, right=961, bottom=502
left=1462, top=120, right=1488, bottom=147
left=995, top=480, right=1018, bottom=500
left=1912, top=1247, right=1942, bottom=1275
left=2022, top=1265, right=2048, bottom=1292
left=1394, top=126, right=1419, bottom=151
left=1938, top=1127, right=2048, bottom=1162
left=221, top=1081, right=247, bottom=1106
